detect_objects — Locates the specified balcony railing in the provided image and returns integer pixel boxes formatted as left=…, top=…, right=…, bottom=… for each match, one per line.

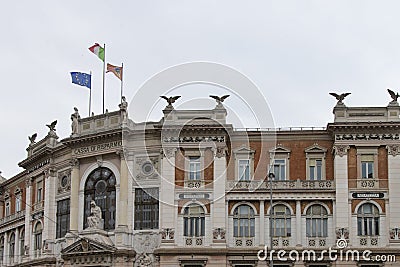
left=306, top=237, right=327, bottom=247
left=272, top=237, right=291, bottom=248
left=0, top=210, right=25, bottom=224
left=226, top=179, right=334, bottom=191
left=184, top=180, right=205, bottom=189
left=348, top=179, right=388, bottom=189
left=234, top=237, right=254, bottom=247
left=184, top=237, right=204, bottom=246
left=357, top=236, right=380, bottom=247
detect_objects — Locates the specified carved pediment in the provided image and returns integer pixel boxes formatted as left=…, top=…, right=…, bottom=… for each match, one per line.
left=269, top=144, right=291, bottom=154
left=62, top=237, right=116, bottom=255
left=305, top=143, right=327, bottom=154
left=233, top=145, right=255, bottom=154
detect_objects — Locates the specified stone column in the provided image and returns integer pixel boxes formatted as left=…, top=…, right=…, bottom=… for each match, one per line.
left=3, top=232, right=8, bottom=266
left=15, top=227, right=19, bottom=264
left=333, top=145, right=350, bottom=230
left=388, top=145, right=400, bottom=227
left=259, top=200, right=265, bottom=245
left=296, top=200, right=302, bottom=246
left=117, top=150, right=128, bottom=227
left=43, top=169, right=56, bottom=246
left=212, top=147, right=227, bottom=246
left=69, top=158, right=80, bottom=233
left=159, top=148, right=176, bottom=241
left=24, top=178, right=32, bottom=259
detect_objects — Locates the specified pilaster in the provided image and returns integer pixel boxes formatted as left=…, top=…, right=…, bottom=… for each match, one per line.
left=333, top=145, right=350, bottom=228
left=212, top=148, right=227, bottom=246
left=69, top=158, right=79, bottom=233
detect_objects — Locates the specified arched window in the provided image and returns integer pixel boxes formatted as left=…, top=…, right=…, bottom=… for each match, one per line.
left=34, top=222, right=42, bottom=251
left=270, top=204, right=291, bottom=237
left=183, top=204, right=205, bottom=237
left=84, top=167, right=116, bottom=230
left=233, top=205, right=255, bottom=237
left=357, top=203, right=379, bottom=236
left=19, top=229, right=25, bottom=256
left=306, top=204, right=328, bottom=237
left=9, top=232, right=15, bottom=263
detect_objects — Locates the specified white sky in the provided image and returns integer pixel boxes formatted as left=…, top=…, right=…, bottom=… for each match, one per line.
left=1, top=1, right=400, bottom=177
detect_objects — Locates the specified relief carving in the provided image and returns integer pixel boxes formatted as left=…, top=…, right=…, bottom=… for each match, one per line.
left=387, top=144, right=400, bottom=157
left=333, top=145, right=350, bottom=157
left=135, top=156, right=160, bottom=179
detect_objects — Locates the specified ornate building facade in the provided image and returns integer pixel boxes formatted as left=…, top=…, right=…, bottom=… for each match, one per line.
left=0, top=94, right=399, bottom=266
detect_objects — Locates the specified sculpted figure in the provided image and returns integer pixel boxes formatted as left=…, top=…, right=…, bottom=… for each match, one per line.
left=71, top=107, right=80, bottom=135
left=87, top=201, right=102, bottom=229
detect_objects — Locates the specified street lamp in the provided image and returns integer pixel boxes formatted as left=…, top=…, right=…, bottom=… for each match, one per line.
left=268, top=172, right=275, bottom=267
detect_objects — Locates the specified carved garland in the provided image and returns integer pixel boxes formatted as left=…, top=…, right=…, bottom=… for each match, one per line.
left=333, top=145, right=350, bottom=157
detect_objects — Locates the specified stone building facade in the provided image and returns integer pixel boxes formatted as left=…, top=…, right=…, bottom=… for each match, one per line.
left=0, top=95, right=399, bottom=266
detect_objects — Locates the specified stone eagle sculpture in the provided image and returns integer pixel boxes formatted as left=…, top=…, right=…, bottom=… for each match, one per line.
left=28, top=133, right=37, bottom=144
left=387, top=89, right=399, bottom=102
left=46, top=120, right=57, bottom=131
left=329, top=92, right=351, bottom=104
left=209, top=94, right=230, bottom=105
left=160, top=95, right=181, bottom=106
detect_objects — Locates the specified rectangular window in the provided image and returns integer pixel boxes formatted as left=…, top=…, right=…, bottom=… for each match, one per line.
left=15, top=196, right=21, bottom=212
left=238, top=159, right=250, bottom=181
left=5, top=202, right=10, bottom=216
left=273, top=159, right=286, bottom=180
left=309, top=159, right=322, bottom=180
left=361, top=159, right=374, bottom=179
left=56, top=199, right=70, bottom=238
left=135, top=188, right=159, bottom=230
left=189, top=157, right=201, bottom=180
left=37, top=181, right=43, bottom=202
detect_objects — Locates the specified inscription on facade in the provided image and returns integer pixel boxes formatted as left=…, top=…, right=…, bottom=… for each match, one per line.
left=73, top=141, right=122, bottom=155
left=352, top=192, right=384, bottom=199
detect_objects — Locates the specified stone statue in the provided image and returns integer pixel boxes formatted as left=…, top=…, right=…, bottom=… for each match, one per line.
left=87, top=201, right=102, bottom=229
left=71, top=107, right=80, bottom=135
left=209, top=94, right=230, bottom=105
left=329, top=92, right=351, bottom=105
left=387, top=88, right=399, bottom=102
left=160, top=95, right=181, bottom=108
left=46, top=120, right=57, bottom=132
left=28, top=133, right=37, bottom=145
left=119, top=96, right=128, bottom=121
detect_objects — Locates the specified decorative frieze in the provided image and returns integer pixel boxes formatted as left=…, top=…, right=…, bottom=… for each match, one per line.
left=70, top=158, right=79, bottom=168
left=335, top=133, right=400, bottom=141
left=333, top=145, right=350, bottom=157
left=133, top=232, right=160, bottom=253
left=162, top=136, right=225, bottom=143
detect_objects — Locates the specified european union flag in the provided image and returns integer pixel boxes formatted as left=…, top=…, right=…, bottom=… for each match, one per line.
left=70, top=72, right=91, bottom=89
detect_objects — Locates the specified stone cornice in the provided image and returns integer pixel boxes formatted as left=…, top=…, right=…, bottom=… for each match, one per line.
left=61, top=129, right=122, bottom=148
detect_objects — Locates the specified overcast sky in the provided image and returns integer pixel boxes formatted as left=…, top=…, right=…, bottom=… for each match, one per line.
left=1, top=1, right=400, bottom=177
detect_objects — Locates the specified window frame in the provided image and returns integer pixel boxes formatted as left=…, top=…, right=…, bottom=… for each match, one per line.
left=357, top=203, right=380, bottom=236
left=234, top=146, right=255, bottom=181
left=34, top=222, right=42, bottom=251
left=306, top=204, right=328, bottom=237
left=270, top=204, right=291, bottom=237
left=134, top=188, right=159, bottom=230
left=183, top=204, right=206, bottom=237
left=233, top=204, right=255, bottom=237
left=56, top=198, right=70, bottom=238
left=356, top=149, right=378, bottom=180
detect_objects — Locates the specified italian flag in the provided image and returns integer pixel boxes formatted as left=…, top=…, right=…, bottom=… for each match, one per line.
left=88, top=43, right=105, bottom=62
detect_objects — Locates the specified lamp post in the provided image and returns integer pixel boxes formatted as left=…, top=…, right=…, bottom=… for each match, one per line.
left=268, top=172, right=275, bottom=267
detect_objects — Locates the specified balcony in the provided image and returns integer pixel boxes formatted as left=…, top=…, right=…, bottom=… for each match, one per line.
left=184, top=180, right=205, bottom=189
left=226, top=179, right=334, bottom=191
left=0, top=210, right=25, bottom=225
left=184, top=237, right=204, bottom=246
left=349, top=179, right=388, bottom=189
left=357, top=236, right=380, bottom=247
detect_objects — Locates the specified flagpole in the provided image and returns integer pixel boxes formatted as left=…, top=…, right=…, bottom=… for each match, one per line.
left=89, top=71, right=92, bottom=116
left=120, top=62, right=124, bottom=103
left=102, top=43, right=106, bottom=114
